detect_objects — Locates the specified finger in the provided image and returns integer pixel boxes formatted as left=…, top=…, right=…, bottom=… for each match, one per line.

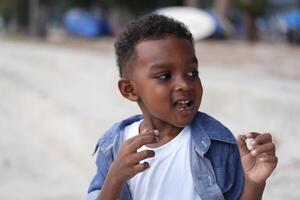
left=258, top=155, right=278, bottom=163
left=237, top=134, right=250, bottom=156
left=250, top=143, right=276, bottom=156
left=245, top=132, right=260, bottom=139
left=125, top=129, right=155, bottom=144
left=140, top=128, right=151, bottom=135
left=125, top=134, right=142, bottom=144
left=141, top=129, right=160, bottom=141
left=129, top=134, right=157, bottom=151
left=130, top=150, right=155, bottom=164
left=132, top=162, right=150, bottom=174
left=251, top=133, right=272, bottom=146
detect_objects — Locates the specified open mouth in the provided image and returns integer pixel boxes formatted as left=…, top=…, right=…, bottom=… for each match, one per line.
left=175, top=100, right=193, bottom=112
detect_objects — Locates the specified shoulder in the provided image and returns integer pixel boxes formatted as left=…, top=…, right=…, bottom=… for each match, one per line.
left=192, top=112, right=237, bottom=144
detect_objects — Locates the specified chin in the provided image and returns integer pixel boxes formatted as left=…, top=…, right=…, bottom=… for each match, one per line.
left=174, top=117, right=195, bottom=128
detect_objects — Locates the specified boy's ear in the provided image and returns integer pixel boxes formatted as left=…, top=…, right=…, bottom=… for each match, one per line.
left=118, top=78, right=139, bottom=102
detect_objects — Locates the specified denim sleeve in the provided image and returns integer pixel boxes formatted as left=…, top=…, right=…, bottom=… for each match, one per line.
left=86, top=190, right=100, bottom=200
left=86, top=148, right=110, bottom=199
left=223, top=144, right=244, bottom=200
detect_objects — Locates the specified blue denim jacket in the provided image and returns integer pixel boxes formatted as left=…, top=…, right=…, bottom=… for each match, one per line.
left=87, top=112, right=244, bottom=200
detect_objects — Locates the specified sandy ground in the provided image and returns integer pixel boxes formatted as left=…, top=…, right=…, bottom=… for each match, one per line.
left=0, top=38, right=299, bottom=200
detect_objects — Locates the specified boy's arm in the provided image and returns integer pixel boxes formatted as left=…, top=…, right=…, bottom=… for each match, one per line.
left=96, top=130, right=158, bottom=200
left=237, top=133, right=278, bottom=200
left=239, top=177, right=265, bottom=200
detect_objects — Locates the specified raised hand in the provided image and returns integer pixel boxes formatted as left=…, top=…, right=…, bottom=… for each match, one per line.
left=108, top=129, right=158, bottom=184
left=97, top=129, right=159, bottom=200
left=237, top=132, right=278, bottom=184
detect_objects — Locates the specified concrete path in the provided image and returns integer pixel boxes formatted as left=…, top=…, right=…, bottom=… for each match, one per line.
left=0, top=39, right=299, bottom=199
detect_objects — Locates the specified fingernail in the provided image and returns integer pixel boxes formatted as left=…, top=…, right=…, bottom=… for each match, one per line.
left=155, top=136, right=159, bottom=142
left=251, top=150, right=257, bottom=156
left=144, top=162, right=150, bottom=168
left=141, top=129, right=149, bottom=134
left=151, top=151, right=155, bottom=157
left=240, top=135, right=247, bottom=141
left=153, top=130, right=159, bottom=136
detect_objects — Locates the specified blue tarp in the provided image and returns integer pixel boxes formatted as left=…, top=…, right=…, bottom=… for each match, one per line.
left=64, top=8, right=111, bottom=38
left=280, top=10, right=300, bottom=29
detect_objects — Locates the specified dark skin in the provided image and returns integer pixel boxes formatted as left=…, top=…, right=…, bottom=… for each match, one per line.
left=97, top=36, right=277, bottom=200
left=123, top=36, right=202, bottom=148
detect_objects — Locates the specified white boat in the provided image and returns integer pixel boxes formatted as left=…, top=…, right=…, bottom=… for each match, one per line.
left=155, top=6, right=216, bottom=41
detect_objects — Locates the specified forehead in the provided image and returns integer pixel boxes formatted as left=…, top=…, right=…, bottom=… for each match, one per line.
left=129, top=36, right=196, bottom=73
left=123, top=36, right=196, bottom=78
left=134, top=36, right=195, bottom=61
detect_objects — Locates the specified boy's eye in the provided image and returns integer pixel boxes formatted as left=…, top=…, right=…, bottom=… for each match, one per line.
left=187, top=70, right=199, bottom=77
left=155, top=73, right=171, bottom=80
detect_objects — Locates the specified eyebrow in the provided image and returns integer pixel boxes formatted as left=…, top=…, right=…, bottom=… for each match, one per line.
left=150, top=56, right=198, bottom=70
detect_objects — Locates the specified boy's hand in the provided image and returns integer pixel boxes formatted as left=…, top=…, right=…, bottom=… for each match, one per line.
left=107, top=129, right=158, bottom=185
left=237, top=132, right=278, bottom=184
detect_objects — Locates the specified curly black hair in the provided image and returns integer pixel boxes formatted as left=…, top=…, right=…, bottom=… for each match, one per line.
left=114, top=14, right=194, bottom=77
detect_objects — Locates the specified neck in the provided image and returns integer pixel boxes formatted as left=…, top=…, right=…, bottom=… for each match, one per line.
left=139, top=117, right=183, bottom=147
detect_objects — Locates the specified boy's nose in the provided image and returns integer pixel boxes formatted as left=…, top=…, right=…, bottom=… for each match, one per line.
left=174, top=76, right=191, bottom=91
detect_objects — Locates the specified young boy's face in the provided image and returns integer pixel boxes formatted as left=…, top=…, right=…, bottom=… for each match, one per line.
left=125, top=35, right=202, bottom=129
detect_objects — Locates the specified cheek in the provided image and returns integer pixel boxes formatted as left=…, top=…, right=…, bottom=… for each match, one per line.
left=198, top=83, right=203, bottom=96
left=149, top=86, right=170, bottom=102
left=195, top=81, right=203, bottom=102
left=142, top=85, right=171, bottom=106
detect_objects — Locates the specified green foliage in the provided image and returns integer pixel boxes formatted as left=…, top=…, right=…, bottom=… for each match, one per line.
left=0, top=0, right=28, bottom=26
left=235, top=0, right=268, bottom=17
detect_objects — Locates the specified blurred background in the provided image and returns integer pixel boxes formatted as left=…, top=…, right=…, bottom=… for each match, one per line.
left=0, top=0, right=299, bottom=200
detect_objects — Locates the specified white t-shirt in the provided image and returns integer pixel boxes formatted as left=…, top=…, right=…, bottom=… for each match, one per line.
left=123, top=120, right=201, bottom=200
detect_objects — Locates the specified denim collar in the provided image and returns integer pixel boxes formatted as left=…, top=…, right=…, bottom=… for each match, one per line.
left=98, top=112, right=236, bottom=158
left=189, top=112, right=236, bottom=157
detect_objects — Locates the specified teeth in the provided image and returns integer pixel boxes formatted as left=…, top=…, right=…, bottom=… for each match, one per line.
left=178, top=100, right=190, bottom=105
left=176, top=100, right=192, bottom=111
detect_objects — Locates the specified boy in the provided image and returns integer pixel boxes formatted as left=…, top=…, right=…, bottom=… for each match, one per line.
left=87, top=14, right=277, bottom=200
